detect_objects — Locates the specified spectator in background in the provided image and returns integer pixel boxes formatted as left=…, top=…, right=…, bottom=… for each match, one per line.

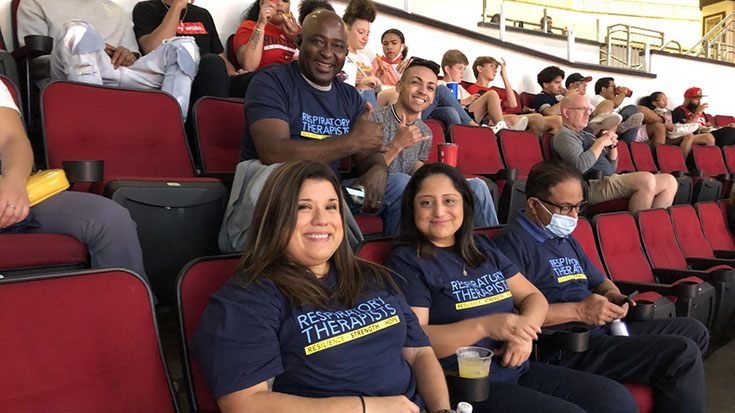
left=195, top=160, right=452, bottom=412
left=672, top=87, right=735, bottom=147
left=469, top=57, right=559, bottom=134
left=440, top=50, right=527, bottom=133
left=17, top=0, right=200, bottom=118
left=639, top=91, right=710, bottom=156
left=298, top=0, right=334, bottom=24
left=494, top=159, right=708, bottom=413
left=531, top=65, right=566, bottom=117
left=590, top=77, right=653, bottom=144
left=342, top=0, right=381, bottom=109
left=374, top=29, right=411, bottom=86
left=371, top=58, right=498, bottom=227
left=0, top=80, right=149, bottom=283
left=552, top=94, right=677, bottom=213
left=233, top=0, right=299, bottom=73
left=132, top=0, right=245, bottom=114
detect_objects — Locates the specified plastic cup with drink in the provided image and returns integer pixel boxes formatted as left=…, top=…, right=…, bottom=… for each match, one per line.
left=447, top=82, right=459, bottom=99
left=615, top=86, right=633, bottom=98
left=456, top=346, right=493, bottom=379
left=438, top=143, right=458, bottom=167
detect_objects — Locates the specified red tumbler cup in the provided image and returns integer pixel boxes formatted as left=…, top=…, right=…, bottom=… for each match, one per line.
left=438, top=143, right=458, bottom=167
left=615, top=87, right=633, bottom=98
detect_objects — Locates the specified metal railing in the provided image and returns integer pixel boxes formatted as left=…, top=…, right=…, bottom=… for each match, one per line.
left=687, top=13, right=735, bottom=63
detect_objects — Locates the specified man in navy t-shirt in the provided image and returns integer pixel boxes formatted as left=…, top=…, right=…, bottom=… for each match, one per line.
left=494, top=159, right=708, bottom=413
left=240, top=10, right=407, bottom=235
left=531, top=66, right=566, bottom=116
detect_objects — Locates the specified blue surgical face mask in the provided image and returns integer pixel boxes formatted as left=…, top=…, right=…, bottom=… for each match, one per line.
left=537, top=200, right=578, bottom=238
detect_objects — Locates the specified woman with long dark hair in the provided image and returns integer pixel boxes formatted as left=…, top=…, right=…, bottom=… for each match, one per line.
left=385, top=163, right=637, bottom=412
left=639, top=91, right=713, bottom=156
left=193, top=160, right=451, bottom=413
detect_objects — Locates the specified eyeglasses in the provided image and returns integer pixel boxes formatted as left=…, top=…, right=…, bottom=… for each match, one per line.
left=536, top=198, right=588, bottom=215
left=567, top=107, right=593, bottom=115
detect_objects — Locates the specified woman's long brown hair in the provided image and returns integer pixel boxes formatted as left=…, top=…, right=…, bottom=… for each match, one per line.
left=234, top=160, right=396, bottom=309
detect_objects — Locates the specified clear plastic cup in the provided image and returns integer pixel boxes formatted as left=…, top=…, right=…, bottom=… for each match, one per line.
left=456, top=346, right=493, bottom=378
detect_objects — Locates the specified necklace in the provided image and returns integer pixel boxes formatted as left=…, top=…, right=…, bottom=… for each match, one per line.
left=161, top=0, right=188, bottom=24
left=446, top=249, right=468, bottom=276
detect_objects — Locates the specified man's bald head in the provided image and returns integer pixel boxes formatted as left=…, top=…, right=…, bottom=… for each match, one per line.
left=298, top=10, right=348, bottom=87
left=560, top=93, right=591, bottom=131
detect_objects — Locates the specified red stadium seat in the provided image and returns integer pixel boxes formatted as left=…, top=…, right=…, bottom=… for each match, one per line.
left=520, top=92, right=535, bottom=112
left=0, top=233, right=88, bottom=276
left=696, top=201, right=735, bottom=255
left=193, top=96, right=245, bottom=174
left=449, top=124, right=504, bottom=176
left=714, top=115, right=735, bottom=127
left=614, top=142, right=635, bottom=174
left=541, top=133, right=553, bottom=159
left=722, top=146, right=735, bottom=173
left=593, top=212, right=714, bottom=326
left=226, top=34, right=241, bottom=71
left=355, top=237, right=394, bottom=264
left=498, top=130, right=543, bottom=177
left=705, top=114, right=715, bottom=126
left=177, top=254, right=241, bottom=413
left=630, top=142, right=657, bottom=172
left=492, top=86, right=522, bottom=114
left=355, top=215, right=384, bottom=236
left=425, top=120, right=446, bottom=164
left=425, top=118, right=446, bottom=131
left=474, top=226, right=504, bottom=239
left=657, top=144, right=720, bottom=203
left=0, top=269, right=177, bottom=411
left=691, top=146, right=731, bottom=198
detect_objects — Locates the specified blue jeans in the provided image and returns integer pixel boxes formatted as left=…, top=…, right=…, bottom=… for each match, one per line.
left=424, top=84, right=473, bottom=128
left=467, top=178, right=499, bottom=227
left=343, top=173, right=410, bottom=237
left=470, top=361, right=636, bottom=412
left=358, top=89, right=378, bottom=109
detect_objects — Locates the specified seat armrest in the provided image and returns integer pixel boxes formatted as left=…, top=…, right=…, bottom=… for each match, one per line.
left=613, top=280, right=680, bottom=297
left=24, top=35, right=53, bottom=56
left=687, top=169, right=703, bottom=177
left=669, top=171, right=685, bottom=178
left=200, top=172, right=235, bottom=189
left=481, top=168, right=519, bottom=181
left=685, top=257, right=735, bottom=271
left=713, top=250, right=735, bottom=259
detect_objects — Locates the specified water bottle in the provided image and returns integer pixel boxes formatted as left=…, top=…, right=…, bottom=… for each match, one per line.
left=456, top=401, right=473, bottom=413
left=610, top=319, right=629, bottom=336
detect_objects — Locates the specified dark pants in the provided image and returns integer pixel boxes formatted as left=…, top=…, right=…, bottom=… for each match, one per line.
left=469, top=361, right=637, bottom=412
left=712, top=126, right=735, bottom=146
left=557, top=317, right=708, bottom=413
left=189, top=53, right=229, bottom=110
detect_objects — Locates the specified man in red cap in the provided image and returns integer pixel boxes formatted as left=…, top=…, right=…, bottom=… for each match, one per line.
left=673, top=87, right=735, bottom=146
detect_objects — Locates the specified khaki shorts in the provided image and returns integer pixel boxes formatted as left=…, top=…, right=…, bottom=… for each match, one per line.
left=588, top=173, right=638, bottom=204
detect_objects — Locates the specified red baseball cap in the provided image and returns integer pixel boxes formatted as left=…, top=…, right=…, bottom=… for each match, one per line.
left=684, top=87, right=706, bottom=98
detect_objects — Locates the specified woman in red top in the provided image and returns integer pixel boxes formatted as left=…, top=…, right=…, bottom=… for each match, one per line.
left=234, top=0, right=300, bottom=72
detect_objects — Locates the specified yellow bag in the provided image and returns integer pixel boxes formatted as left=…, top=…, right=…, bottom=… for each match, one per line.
left=0, top=169, right=70, bottom=206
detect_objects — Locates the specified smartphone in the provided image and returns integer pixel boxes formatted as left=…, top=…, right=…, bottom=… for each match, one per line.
left=344, top=186, right=365, bottom=206
left=477, top=89, right=487, bottom=96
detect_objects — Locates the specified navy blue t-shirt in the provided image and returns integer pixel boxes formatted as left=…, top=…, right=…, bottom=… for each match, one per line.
left=240, top=61, right=366, bottom=174
left=192, top=266, right=429, bottom=404
left=494, top=212, right=606, bottom=333
left=531, top=91, right=558, bottom=114
left=385, top=235, right=530, bottom=383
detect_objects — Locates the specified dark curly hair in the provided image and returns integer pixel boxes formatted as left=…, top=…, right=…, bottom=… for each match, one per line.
left=298, top=0, right=335, bottom=25
left=342, top=0, right=377, bottom=26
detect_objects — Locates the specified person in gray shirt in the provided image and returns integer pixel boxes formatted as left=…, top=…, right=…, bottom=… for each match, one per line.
left=552, top=93, right=677, bottom=212
left=370, top=58, right=498, bottom=227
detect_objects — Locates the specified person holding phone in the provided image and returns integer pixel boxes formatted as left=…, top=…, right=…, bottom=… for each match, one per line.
left=494, top=159, right=708, bottom=413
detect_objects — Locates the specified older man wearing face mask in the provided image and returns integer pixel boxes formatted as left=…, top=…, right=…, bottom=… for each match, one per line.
left=494, top=159, right=708, bottom=413
left=552, top=93, right=677, bottom=213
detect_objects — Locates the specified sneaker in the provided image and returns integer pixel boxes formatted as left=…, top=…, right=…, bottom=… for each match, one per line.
left=590, top=113, right=623, bottom=135
left=668, top=123, right=700, bottom=139
left=511, top=117, right=529, bottom=131
left=490, top=120, right=508, bottom=135
left=617, top=113, right=644, bottom=134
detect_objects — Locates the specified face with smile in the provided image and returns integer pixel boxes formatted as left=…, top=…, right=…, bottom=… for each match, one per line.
left=414, top=173, right=463, bottom=247
left=299, top=11, right=348, bottom=86
left=444, top=63, right=466, bottom=83
left=347, top=19, right=370, bottom=52
left=285, top=178, right=343, bottom=276
left=396, top=65, right=437, bottom=115
left=382, top=33, right=404, bottom=60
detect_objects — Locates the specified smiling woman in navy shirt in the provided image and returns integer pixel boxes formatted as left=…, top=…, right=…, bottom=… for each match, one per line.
left=192, top=160, right=451, bottom=413
left=385, top=163, right=636, bottom=412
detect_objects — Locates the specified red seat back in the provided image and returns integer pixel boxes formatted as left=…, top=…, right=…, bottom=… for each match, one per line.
left=655, top=144, right=687, bottom=173
left=193, top=97, right=244, bottom=173
left=449, top=124, right=504, bottom=175
left=474, top=226, right=504, bottom=239
left=714, top=115, right=734, bottom=127
left=0, top=233, right=87, bottom=271
left=541, top=133, right=553, bottom=159
left=615, top=142, right=635, bottom=173
left=226, top=34, right=241, bottom=71
left=723, top=146, right=735, bottom=173
left=356, top=238, right=394, bottom=265
left=425, top=121, right=446, bottom=164
left=520, top=92, right=535, bottom=111
left=630, top=142, right=657, bottom=172
left=705, top=114, right=715, bottom=125
left=637, top=209, right=689, bottom=270
left=696, top=201, right=735, bottom=251
left=426, top=118, right=446, bottom=131
left=177, top=255, right=241, bottom=412
left=668, top=205, right=715, bottom=259
left=498, top=130, right=543, bottom=176
left=11, top=0, right=20, bottom=49
left=594, top=212, right=655, bottom=283
left=0, top=269, right=176, bottom=412
left=692, top=146, right=728, bottom=177
left=571, top=217, right=606, bottom=275
left=42, top=81, right=195, bottom=179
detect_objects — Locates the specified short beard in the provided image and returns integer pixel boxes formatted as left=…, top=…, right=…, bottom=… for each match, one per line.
left=686, top=101, right=698, bottom=112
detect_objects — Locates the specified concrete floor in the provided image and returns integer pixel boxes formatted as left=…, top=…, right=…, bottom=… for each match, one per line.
left=705, top=337, right=735, bottom=413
